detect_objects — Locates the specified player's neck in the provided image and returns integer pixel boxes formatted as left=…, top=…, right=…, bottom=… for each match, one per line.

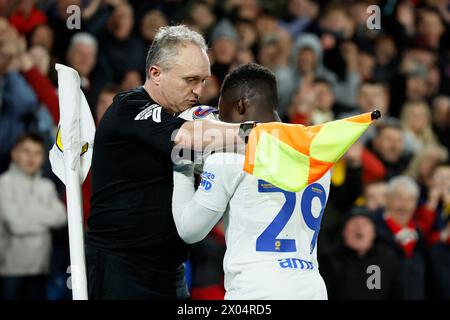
left=246, top=110, right=278, bottom=123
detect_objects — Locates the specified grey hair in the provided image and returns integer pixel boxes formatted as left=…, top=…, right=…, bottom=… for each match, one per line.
left=386, top=175, right=420, bottom=199
left=145, top=25, right=207, bottom=78
left=69, top=32, right=98, bottom=51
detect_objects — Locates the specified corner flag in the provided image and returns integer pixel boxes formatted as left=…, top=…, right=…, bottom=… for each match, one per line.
left=49, top=64, right=95, bottom=300
left=244, top=111, right=381, bottom=192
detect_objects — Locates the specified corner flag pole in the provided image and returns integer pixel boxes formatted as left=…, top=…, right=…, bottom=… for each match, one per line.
left=50, top=64, right=96, bottom=300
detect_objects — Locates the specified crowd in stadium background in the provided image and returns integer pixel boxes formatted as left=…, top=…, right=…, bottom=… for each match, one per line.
left=0, top=0, right=449, bottom=299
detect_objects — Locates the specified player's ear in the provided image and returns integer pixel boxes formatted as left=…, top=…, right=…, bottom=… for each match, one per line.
left=235, top=99, right=246, bottom=115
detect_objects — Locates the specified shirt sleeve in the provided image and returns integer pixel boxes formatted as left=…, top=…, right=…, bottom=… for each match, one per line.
left=194, top=152, right=244, bottom=212
left=172, top=152, right=244, bottom=244
left=118, top=97, right=186, bottom=157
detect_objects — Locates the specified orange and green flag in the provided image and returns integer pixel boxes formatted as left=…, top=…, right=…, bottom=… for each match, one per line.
left=243, top=111, right=381, bottom=192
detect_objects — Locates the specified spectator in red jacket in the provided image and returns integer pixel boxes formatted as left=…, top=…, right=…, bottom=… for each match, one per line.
left=9, top=0, right=47, bottom=34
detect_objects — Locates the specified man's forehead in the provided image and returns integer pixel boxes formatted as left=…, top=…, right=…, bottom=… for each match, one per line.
left=171, top=48, right=210, bottom=77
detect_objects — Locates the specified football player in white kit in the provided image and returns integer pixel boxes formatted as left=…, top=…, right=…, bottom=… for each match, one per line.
left=172, top=63, right=330, bottom=300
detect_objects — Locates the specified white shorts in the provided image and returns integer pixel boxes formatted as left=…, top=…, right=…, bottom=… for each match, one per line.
left=224, top=270, right=328, bottom=300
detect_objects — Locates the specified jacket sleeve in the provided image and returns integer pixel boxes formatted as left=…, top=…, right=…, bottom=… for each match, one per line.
left=0, top=178, right=66, bottom=235
left=0, top=178, right=47, bottom=235
left=3, top=71, right=39, bottom=118
left=22, top=67, right=60, bottom=123
left=37, top=181, right=67, bottom=228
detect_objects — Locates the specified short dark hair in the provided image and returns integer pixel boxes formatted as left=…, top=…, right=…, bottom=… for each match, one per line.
left=13, top=132, right=45, bottom=149
left=220, top=63, right=278, bottom=110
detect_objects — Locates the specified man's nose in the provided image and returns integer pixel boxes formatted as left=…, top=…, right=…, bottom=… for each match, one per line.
left=192, top=82, right=203, bottom=97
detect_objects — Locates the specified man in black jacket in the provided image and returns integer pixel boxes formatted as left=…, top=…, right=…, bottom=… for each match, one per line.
left=86, top=25, right=243, bottom=300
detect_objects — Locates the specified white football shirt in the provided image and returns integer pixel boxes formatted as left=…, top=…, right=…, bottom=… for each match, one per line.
left=192, top=152, right=330, bottom=300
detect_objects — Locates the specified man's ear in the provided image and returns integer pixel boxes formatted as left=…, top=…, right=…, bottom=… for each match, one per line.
left=148, top=66, right=161, bottom=85
left=235, top=99, right=246, bottom=115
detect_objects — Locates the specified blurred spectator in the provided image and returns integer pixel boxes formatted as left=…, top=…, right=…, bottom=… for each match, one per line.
left=310, top=78, right=335, bottom=124
left=45, top=0, right=82, bottom=59
left=375, top=176, right=427, bottom=299
left=347, top=81, right=390, bottom=145
left=28, top=46, right=50, bottom=75
left=288, top=33, right=360, bottom=117
left=210, top=19, right=238, bottom=84
left=320, top=141, right=364, bottom=255
left=415, top=6, right=447, bottom=52
left=387, top=0, right=416, bottom=52
left=349, top=0, right=381, bottom=45
left=357, top=50, right=375, bottom=82
left=66, top=32, right=103, bottom=110
left=369, top=119, right=412, bottom=180
left=405, top=144, right=448, bottom=200
left=9, top=0, right=47, bottom=35
left=140, top=9, right=167, bottom=47
left=120, top=70, right=142, bottom=91
left=373, top=35, right=398, bottom=83
left=414, top=164, right=450, bottom=246
left=317, top=3, right=356, bottom=41
left=279, top=0, right=318, bottom=38
left=363, top=181, right=388, bottom=213
left=0, top=18, right=39, bottom=172
left=320, top=207, right=402, bottom=299
left=95, top=84, right=121, bottom=124
left=29, top=24, right=54, bottom=53
left=226, top=0, right=261, bottom=22
left=357, top=81, right=390, bottom=117
left=100, top=1, right=145, bottom=83
left=405, top=67, right=429, bottom=102
left=19, top=45, right=59, bottom=124
left=0, top=133, right=66, bottom=300
left=233, top=47, right=254, bottom=66
left=390, top=47, right=439, bottom=117
left=187, top=0, right=216, bottom=36
left=235, top=19, right=258, bottom=50
left=287, top=77, right=336, bottom=125
left=432, top=95, right=450, bottom=151
left=400, top=100, right=438, bottom=154
left=257, top=34, right=292, bottom=118
left=313, top=3, right=358, bottom=82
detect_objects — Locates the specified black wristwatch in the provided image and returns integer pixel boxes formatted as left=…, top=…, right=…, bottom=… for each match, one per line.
left=239, top=121, right=258, bottom=144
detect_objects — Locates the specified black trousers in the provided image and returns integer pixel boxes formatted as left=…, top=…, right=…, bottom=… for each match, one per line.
left=85, top=245, right=189, bottom=300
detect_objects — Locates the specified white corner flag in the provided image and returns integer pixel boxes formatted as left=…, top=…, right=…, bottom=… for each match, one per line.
left=49, top=64, right=96, bottom=300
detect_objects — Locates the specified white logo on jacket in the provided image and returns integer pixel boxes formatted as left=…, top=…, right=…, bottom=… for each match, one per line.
left=134, top=104, right=162, bottom=122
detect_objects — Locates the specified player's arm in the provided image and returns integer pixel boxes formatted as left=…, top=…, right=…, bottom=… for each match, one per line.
left=172, top=153, right=243, bottom=244
left=174, top=119, right=246, bottom=154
